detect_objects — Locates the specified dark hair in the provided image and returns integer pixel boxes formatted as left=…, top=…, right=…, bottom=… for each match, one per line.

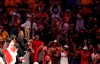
left=10, top=35, right=16, bottom=40
left=14, top=43, right=19, bottom=48
left=52, top=4, right=58, bottom=12
left=6, top=38, right=11, bottom=43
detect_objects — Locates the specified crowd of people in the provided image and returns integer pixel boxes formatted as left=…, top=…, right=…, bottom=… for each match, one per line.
left=0, top=0, right=100, bottom=64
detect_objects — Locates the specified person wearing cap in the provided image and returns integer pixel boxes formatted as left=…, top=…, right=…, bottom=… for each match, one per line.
left=32, top=35, right=44, bottom=64
left=77, top=46, right=91, bottom=64
left=49, top=40, right=61, bottom=64
left=62, top=10, right=71, bottom=34
left=60, top=46, right=69, bottom=64
left=63, top=9, right=71, bottom=23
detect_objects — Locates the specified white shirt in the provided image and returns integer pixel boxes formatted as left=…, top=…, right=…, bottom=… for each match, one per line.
left=21, top=20, right=37, bottom=30
left=7, top=41, right=17, bottom=64
left=21, top=20, right=31, bottom=28
left=76, top=19, right=84, bottom=30
left=60, top=52, right=69, bottom=64
left=7, top=47, right=17, bottom=64
left=9, top=41, right=15, bottom=47
left=50, top=6, right=61, bottom=19
left=91, top=53, right=99, bottom=61
left=51, top=13, right=60, bottom=19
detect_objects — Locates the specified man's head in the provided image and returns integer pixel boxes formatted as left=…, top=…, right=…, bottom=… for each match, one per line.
left=19, top=30, right=24, bottom=37
left=35, top=35, right=39, bottom=40
left=10, top=35, right=16, bottom=43
left=6, top=38, right=11, bottom=45
left=83, top=46, right=88, bottom=53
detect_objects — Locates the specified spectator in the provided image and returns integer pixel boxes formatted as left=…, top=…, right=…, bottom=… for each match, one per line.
left=9, top=13, right=21, bottom=36
left=0, top=26, right=9, bottom=40
left=17, top=30, right=27, bottom=57
left=91, top=48, right=99, bottom=64
left=78, top=46, right=91, bottom=64
left=60, top=46, right=69, bottom=64
left=3, top=43, right=19, bottom=64
left=21, top=13, right=32, bottom=28
left=75, top=14, right=84, bottom=31
left=50, top=2, right=61, bottom=21
left=21, top=15, right=37, bottom=38
left=32, top=35, right=44, bottom=64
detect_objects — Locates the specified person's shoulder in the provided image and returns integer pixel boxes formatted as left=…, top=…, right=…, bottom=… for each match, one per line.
left=17, top=36, right=21, bottom=39
left=40, top=40, right=44, bottom=44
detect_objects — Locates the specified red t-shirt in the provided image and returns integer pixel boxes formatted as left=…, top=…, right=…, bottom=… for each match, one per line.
left=32, top=40, right=44, bottom=62
left=79, top=50, right=90, bottom=64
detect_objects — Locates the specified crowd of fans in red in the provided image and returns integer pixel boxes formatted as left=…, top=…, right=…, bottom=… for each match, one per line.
left=0, top=0, right=100, bottom=64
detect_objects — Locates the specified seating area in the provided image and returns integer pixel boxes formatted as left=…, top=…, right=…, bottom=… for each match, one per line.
left=0, top=0, right=100, bottom=64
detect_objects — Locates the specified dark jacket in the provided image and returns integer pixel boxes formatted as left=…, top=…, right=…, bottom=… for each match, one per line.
left=17, top=36, right=27, bottom=57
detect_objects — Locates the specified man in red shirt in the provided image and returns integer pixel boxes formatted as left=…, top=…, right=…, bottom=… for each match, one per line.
left=78, top=46, right=91, bottom=64
left=32, top=35, right=44, bottom=64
